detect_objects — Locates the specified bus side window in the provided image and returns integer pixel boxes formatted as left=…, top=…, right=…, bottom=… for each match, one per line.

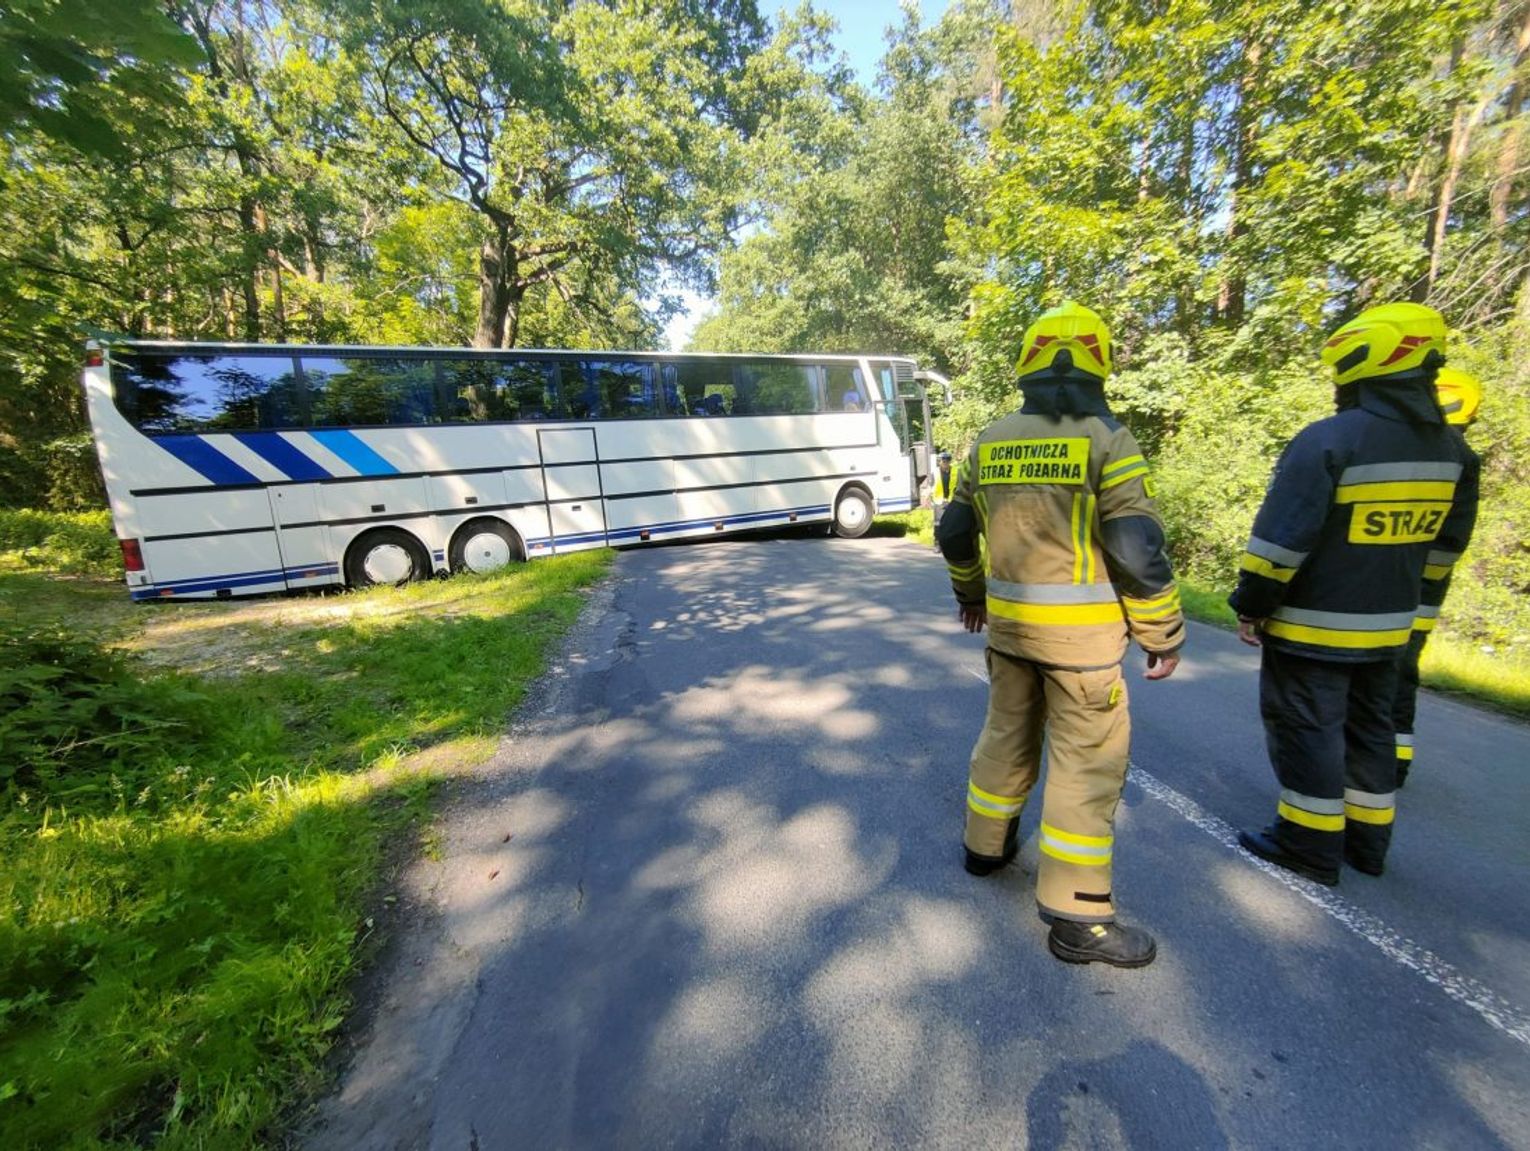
left=824, top=364, right=866, bottom=413
left=590, top=360, right=658, bottom=419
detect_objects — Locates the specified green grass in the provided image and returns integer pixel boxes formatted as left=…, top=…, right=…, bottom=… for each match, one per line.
left=0, top=549, right=612, bottom=1148
left=1177, top=577, right=1530, bottom=719
left=872, top=507, right=934, bottom=545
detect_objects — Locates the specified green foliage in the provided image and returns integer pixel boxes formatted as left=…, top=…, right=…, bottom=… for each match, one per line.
left=0, top=550, right=611, bottom=1148
left=0, top=509, right=117, bottom=576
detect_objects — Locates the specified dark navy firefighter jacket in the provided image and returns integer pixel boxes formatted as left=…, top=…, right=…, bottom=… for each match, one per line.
left=1228, top=376, right=1479, bottom=663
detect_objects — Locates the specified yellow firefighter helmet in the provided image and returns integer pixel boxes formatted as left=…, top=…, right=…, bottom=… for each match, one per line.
left=1435, top=367, right=1482, bottom=427
left=1016, top=300, right=1113, bottom=382
left=1320, top=302, right=1447, bottom=386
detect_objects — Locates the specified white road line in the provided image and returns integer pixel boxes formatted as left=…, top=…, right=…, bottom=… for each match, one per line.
left=965, top=664, right=1530, bottom=1049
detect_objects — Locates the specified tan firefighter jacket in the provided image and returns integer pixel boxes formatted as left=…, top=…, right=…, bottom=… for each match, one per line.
left=937, top=391, right=1185, bottom=669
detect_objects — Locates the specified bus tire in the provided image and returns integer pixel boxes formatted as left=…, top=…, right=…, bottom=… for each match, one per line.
left=832, top=487, right=873, bottom=539
left=344, top=528, right=431, bottom=588
left=449, top=518, right=524, bottom=574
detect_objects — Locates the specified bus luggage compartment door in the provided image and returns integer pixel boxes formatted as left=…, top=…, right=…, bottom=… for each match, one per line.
left=538, top=428, right=607, bottom=553
left=269, top=484, right=338, bottom=588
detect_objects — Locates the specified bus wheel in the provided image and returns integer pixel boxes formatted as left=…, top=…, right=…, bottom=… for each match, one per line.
left=345, top=528, right=430, bottom=588
left=450, top=518, right=523, bottom=574
left=832, top=488, right=873, bottom=538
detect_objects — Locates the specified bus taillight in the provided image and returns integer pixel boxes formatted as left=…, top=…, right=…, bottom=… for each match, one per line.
left=84, top=343, right=104, bottom=368
left=120, top=539, right=145, bottom=571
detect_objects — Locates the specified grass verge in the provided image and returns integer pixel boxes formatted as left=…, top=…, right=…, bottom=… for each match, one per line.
left=871, top=507, right=934, bottom=546
left=0, top=548, right=612, bottom=1148
left=1177, top=577, right=1530, bottom=719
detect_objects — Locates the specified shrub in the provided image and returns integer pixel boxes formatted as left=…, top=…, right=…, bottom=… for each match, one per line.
left=0, top=509, right=119, bottom=577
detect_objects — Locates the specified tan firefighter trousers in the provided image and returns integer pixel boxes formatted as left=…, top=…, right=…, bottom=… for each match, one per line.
left=963, top=647, right=1131, bottom=922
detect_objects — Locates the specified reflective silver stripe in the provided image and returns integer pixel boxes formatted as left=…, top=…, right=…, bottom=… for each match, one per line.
left=1245, top=535, right=1308, bottom=567
left=1279, top=788, right=1345, bottom=816
left=987, top=579, right=1120, bottom=604
left=1101, top=453, right=1145, bottom=476
left=1344, top=788, right=1395, bottom=810
left=1270, top=606, right=1418, bottom=631
left=967, top=787, right=1024, bottom=816
left=1440, top=398, right=1464, bottom=415
left=1395, top=734, right=1414, bottom=748
left=1038, top=829, right=1111, bottom=858
left=1415, top=604, right=1440, bottom=619
left=1426, top=549, right=1461, bottom=566
left=1338, top=461, right=1463, bottom=485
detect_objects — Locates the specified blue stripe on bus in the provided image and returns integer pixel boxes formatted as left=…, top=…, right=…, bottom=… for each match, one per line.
left=130, top=562, right=340, bottom=599
left=309, top=429, right=399, bottom=476
left=233, top=432, right=332, bottom=481
left=156, top=435, right=261, bottom=486
left=603, top=502, right=835, bottom=544
left=880, top=497, right=913, bottom=511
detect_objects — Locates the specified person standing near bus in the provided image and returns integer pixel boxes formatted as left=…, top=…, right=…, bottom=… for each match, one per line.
left=937, top=301, right=1185, bottom=969
left=1230, top=304, right=1478, bottom=883
left=926, top=450, right=960, bottom=545
left=1392, top=368, right=1483, bottom=788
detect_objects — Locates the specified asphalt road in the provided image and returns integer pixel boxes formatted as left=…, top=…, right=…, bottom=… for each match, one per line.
left=307, top=532, right=1530, bottom=1151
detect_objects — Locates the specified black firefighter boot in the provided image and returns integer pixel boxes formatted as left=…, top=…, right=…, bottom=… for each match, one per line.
left=1237, top=827, right=1340, bottom=887
left=964, top=817, right=1020, bottom=876
left=1047, top=918, right=1158, bottom=968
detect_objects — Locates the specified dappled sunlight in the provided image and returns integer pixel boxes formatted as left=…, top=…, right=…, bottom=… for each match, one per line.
left=690, top=803, right=884, bottom=955
left=647, top=974, right=772, bottom=1066
left=1213, top=858, right=1330, bottom=941
left=805, top=897, right=981, bottom=1013
left=669, top=666, right=880, bottom=743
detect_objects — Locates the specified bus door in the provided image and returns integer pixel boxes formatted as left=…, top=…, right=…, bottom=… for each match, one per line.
left=268, top=484, right=337, bottom=588
left=538, top=427, right=607, bottom=552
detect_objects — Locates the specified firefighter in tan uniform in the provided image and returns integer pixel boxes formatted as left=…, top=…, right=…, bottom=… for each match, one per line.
left=937, top=302, right=1185, bottom=968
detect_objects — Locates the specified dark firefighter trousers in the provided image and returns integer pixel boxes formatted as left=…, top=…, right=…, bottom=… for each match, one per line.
left=1260, top=646, right=1399, bottom=873
left=1390, top=630, right=1427, bottom=785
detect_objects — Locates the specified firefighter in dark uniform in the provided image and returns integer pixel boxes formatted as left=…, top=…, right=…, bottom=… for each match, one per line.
left=937, top=301, right=1185, bottom=969
left=1392, top=368, right=1482, bottom=787
left=1231, top=303, right=1479, bottom=884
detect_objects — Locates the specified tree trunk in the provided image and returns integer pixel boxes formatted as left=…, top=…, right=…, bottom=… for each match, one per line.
left=1491, top=8, right=1530, bottom=229
left=1414, top=41, right=1470, bottom=302
left=1216, top=39, right=1260, bottom=328
left=238, top=194, right=262, bottom=339
left=474, top=224, right=517, bottom=348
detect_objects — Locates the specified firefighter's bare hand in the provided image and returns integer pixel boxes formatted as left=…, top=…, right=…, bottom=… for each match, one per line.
left=1237, top=617, right=1264, bottom=647
left=958, top=604, right=987, bottom=633
left=1144, top=650, right=1180, bottom=680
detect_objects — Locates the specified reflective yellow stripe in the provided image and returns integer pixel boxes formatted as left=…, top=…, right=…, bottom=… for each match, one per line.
left=1396, top=744, right=1415, bottom=761
left=1040, top=841, right=1113, bottom=866
left=974, top=489, right=989, bottom=531
left=1422, top=562, right=1452, bottom=580
left=1239, top=553, right=1298, bottom=582
left=1101, top=454, right=1145, bottom=477
left=1070, top=494, right=1086, bottom=584
left=1335, top=481, right=1457, bottom=504
left=1040, top=822, right=1112, bottom=847
left=1099, top=464, right=1150, bottom=491
left=968, top=798, right=1011, bottom=819
left=1412, top=615, right=1437, bottom=633
left=1277, top=800, right=1345, bottom=832
left=986, top=597, right=1125, bottom=625
left=1123, top=588, right=1181, bottom=620
left=1081, top=494, right=1096, bottom=583
left=970, top=783, right=1024, bottom=809
left=1345, top=803, right=1396, bottom=826
left=947, top=560, right=983, bottom=580
left=1264, top=620, right=1412, bottom=649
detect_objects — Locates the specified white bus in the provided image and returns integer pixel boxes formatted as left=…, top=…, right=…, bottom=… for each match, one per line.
left=82, top=341, right=936, bottom=600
